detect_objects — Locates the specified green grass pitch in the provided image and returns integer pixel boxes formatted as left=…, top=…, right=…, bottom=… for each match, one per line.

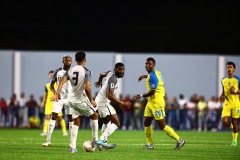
left=0, top=128, right=239, bottom=160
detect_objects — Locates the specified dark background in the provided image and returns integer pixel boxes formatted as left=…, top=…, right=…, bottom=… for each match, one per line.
left=0, top=1, right=239, bottom=54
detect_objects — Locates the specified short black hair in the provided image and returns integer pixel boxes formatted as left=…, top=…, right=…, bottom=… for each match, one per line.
left=146, top=57, right=155, bottom=65
left=49, top=70, right=54, bottom=74
left=226, top=61, right=236, bottom=69
left=63, top=54, right=72, bottom=59
left=75, top=51, right=86, bottom=62
left=115, top=62, right=124, bottom=69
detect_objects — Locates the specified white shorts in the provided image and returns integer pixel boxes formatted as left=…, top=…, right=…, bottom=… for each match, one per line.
left=68, top=100, right=97, bottom=119
left=52, top=99, right=72, bottom=115
left=98, top=103, right=116, bottom=118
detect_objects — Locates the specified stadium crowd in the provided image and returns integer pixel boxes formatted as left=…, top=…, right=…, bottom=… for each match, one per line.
left=0, top=92, right=234, bottom=131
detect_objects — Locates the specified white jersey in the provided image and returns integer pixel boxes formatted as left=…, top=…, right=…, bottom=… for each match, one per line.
left=95, top=70, right=119, bottom=106
left=52, top=67, right=72, bottom=99
left=65, top=65, right=86, bottom=101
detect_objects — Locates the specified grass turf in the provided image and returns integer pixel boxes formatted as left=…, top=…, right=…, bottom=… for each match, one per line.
left=0, top=128, right=239, bottom=160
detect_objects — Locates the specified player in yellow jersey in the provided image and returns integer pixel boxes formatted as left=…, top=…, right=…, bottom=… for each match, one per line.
left=219, top=61, right=240, bottom=146
left=40, top=70, right=68, bottom=136
left=134, top=57, right=185, bottom=150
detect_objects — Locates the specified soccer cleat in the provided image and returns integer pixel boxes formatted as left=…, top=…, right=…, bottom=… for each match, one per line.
left=144, top=144, right=154, bottom=149
left=230, top=140, right=237, bottom=146
left=96, top=139, right=107, bottom=147
left=40, top=132, right=47, bottom=136
left=63, top=132, right=68, bottom=136
left=104, top=143, right=117, bottom=150
left=91, top=141, right=97, bottom=147
left=175, top=138, right=185, bottom=150
left=69, top=148, right=78, bottom=153
left=42, top=141, right=51, bottom=147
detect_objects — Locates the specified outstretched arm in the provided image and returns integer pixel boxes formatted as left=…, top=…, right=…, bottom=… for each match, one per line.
left=94, top=72, right=108, bottom=87
left=138, top=75, right=148, bottom=82
left=51, top=76, right=67, bottom=102
left=108, top=90, right=132, bottom=108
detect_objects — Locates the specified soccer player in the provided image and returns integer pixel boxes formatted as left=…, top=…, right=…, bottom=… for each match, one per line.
left=51, top=51, right=98, bottom=153
left=42, top=55, right=73, bottom=147
left=94, top=63, right=132, bottom=148
left=133, top=57, right=185, bottom=150
left=40, top=70, right=68, bottom=136
left=219, top=61, right=240, bottom=146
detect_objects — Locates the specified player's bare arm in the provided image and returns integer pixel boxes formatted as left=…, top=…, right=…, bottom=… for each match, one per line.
left=230, top=86, right=239, bottom=94
left=41, top=93, right=47, bottom=108
left=94, top=72, right=108, bottom=87
left=50, top=79, right=57, bottom=94
left=84, top=80, right=97, bottom=107
left=134, top=90, right=156, bottom=100
left=138, top=75, right=148, bottom=82
left=108, top=89, right=132, bottom=108
left=51, top=76, right=67, bottom=102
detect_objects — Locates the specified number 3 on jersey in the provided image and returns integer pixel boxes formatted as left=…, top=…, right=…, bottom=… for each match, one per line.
left=72, top=72, right=79, bottom=85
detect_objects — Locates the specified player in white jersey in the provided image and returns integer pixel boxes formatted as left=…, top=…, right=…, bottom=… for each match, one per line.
left=42, top=55, right=72, bottom=147
left=51, top=51, right=98, bottom=153
left=94, top=63, right=132, bottom=148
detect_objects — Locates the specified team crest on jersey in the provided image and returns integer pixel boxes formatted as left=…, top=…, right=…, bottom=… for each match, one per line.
left=155, top=110, right=161, bottom=117
left=228, top=82, right=231, bottom=86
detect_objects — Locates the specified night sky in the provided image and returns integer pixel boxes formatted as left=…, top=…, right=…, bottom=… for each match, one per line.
left=0, top=1, right=239, bottom=54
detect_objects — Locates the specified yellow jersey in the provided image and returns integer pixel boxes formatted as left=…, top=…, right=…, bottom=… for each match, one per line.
left=146, top=70, right=165, bottom=103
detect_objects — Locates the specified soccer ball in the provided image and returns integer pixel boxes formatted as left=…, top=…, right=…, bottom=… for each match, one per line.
left=83, top=140, right=95, bottom=152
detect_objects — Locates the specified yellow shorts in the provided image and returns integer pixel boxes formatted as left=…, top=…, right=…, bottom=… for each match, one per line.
left=45, top=102, right=63, bottom=116
left=144, top=101, right=165, bottom=120
left=221, top=105, right=240, bottom=118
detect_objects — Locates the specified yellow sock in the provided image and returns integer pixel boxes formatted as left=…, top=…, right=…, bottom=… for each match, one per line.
left=163, top=125, right=180, bottom=141
left=43, top=119, right=49, bottom=133
left=144, top=125, right=153, bottom=144
left=60, top=119, right=67, bottom=133
left=232, top=132, right=238, bottom=141
left=229, top=124, right=233, bottom=131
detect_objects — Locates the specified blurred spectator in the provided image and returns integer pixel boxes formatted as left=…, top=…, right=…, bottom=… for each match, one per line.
left=204, top=96, right=218, bottom=131
left=186, top=96, right=198, bottom=130
left=37, top=96, right=45, bottom=126
left=0, top=97, right=9, bottom=127
left=26, top=94, right=38, bottom=117
left=197, top=96, right=207, bottom=131
left=8, top=94, right=19, bottom=127
left=178, top=94, right=188, bottom=130
left=133, top=99, right=143, bottom=130
left=18, top=92, right=27, bottom=127
left=166, top=96, right=179, bottom=130
left=26, top=114, right=41, bottom=129
left=121, top=94, right=134, bottom=130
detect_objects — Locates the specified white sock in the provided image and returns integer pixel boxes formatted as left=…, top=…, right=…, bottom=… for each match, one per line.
left=69, top=121, right=73, bottom=143
left=101, top=122, right=111, bottom=141
left=100, top=123, right=118, bottom=141
left=70, top=125, right=79, bottom=149
left=46, top=119, right=56, bottom=142
left=90, top=119, right=99, bottom=141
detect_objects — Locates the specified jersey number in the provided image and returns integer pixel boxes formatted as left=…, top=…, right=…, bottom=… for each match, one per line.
left=72, top=72, right=79, bottom=85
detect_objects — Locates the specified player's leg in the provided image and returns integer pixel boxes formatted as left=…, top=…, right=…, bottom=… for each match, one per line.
left=101, top=118, right=111, bottom=142
left=230, top=107, right=240, bottom=146
left=41, top=114, right=50, bottom=136
left=231, top=118, right=238, bottom=146
left=144, top=116, right=154, bottom=149
left=153, top=102, right=185, bottom=150
left=58, top=112, right=68, bottom=136
left=88, top=111, right=99, bottom=142
left=41, top=103, right=53, bottom=136
left=143, top=102, right=154, bottom=149
left=69, top=115, right=80, bottom=153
